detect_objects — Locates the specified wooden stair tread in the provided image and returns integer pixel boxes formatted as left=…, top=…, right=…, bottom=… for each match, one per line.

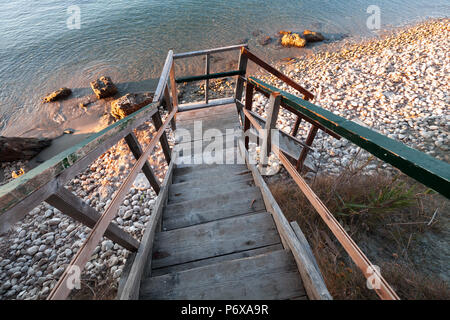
left=140, top=249, right=306, bottom=300
left=163, top=187, right=264, bottom=216
left=168, top=178, right=256, bottom=204
left=151, top=212, right=281, bottom=269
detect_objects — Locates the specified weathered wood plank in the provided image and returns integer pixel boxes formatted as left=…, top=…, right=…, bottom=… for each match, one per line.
left=273, top=145, right=399, bottom=300
left=249, top=76, right=450, bottom=199
left=124, top=133, right=161, bottom=194
left=237, top=136, right=332, bottom=300
left=151, top=212, right=281, bottom=269
left=235, top=48, right=249, bottom=102
left=47, top=106, right=177, bottom=300
left=163, top=84, right=176, bottom=131
left=177, top=97, right=235, bottom=113
left=260, top=92, right=281, bottom=165
left=46, top=187, right=139, bottom=251
left=151, top=111, right=171, bottom=164
left=0, top=103, right=159, bottom=233
left=163, top=189, right=265, bottom=231
left=140, top=249, right=305, bottom=300
left=176, top=103, right=236, bottom=121
left=153, top=51, right=173, bottom=103
left=170, top=172, right=253, bottom=191
left=118, top=160, right=174, bottom=300
left=173, top=44, right=248, bottom=59
left=242, top=48, right=314, bottom=100
left=152, top=244, right=283, bottom=276
left=168, top=178, right=255, bottom=204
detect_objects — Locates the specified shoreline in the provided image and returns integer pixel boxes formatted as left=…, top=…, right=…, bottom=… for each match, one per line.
left=0, top=18, right=449, bottom=300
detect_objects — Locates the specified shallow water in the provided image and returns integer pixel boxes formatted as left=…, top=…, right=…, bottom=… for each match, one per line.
left=0, top=0, right=449, bottom=138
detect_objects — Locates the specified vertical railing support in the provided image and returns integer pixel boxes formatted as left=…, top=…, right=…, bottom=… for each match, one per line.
left=291, top=115, right=302, bottom=137
left=163, top=84, right=176, bottom=131
left=152, top=111, right=172, bottom=164
left=205, top=53, right=210, bottom=104
left=260, top=92, right=281, bottom=167
left=244, top=82, right=254, bottom=150
left=235, top=47, right=249, bottom=102
left=296, top=125, right=318, bottom=171
left=169, top=62, right=179, bottom=109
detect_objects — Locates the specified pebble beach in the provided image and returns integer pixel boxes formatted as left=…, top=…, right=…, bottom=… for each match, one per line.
left=0, top=18, right=449, bottom=299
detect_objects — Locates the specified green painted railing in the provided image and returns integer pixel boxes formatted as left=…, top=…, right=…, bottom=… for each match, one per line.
left=248, top=76, right=450, bottom=199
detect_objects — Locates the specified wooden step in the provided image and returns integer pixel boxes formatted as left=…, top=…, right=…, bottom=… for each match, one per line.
left=151, top=212, right=280, bottom=269
left=164, top=187, right=264, bottom=217
left=152, top=244, right=283, bottom=276
left=168, top=178, right=256, bottom=204
left=173, top=165, right=250, bottom=184
left=170, top=172, right=253, bottom=191
left=140, top=249, right=306, bottom=300
left=162, top=196, right=265, bottom=231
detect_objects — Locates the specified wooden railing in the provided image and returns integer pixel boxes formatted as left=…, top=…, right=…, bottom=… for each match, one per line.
left=235, top=49, right=450, bottom=300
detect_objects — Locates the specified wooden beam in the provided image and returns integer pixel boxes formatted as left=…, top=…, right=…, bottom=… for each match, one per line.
left=163, top=84, right=176, bottom=131
left=175, top=70, right=244, bottom=84
left=237, top=136, right=332, bottom=300
left=118, top=160, right=174, bottom=300
left=205, top=53, right=210, bottom=104
left=241, top=48, right=314, bottom=100
left=260, top=92, right=281, bottom=165
left=47, top=107, right=177, bottom=300
left=153, top=51, right=173, bottom=103
left=244, top=82, right=254, bottom=150
left=272, top=144, right=400, bottom=300
left=169, top=63, right=178, bottom=110
left=173, top=44, right=248, bottom=59
left=0, top=103, right=159, bottom=233
left=249, top=76, right=450, bottom=198
left=177, top=97, right=235, bottom=113
left=291, top=115, right=302, bottom=137
left=235, top=48, right=249, bottom=102
left=296, top=125, right=318, bottom=171
left=124, top=133, right=161, bottom=194
left=151, top=111, right=171, bottom=165
left=45, top=187, right=139, bottom=251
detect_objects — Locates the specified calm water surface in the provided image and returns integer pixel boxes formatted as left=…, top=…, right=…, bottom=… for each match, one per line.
left=0, top=0, right=448, bottom=136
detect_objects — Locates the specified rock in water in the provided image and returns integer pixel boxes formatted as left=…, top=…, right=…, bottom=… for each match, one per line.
left=90, top=76, right=118, bottom=99
left=0, top=136, right=51, bottom=162
left=42, top=88, right=72, bottom=103
left=281, top=32, right=306, bottom=48
left=258, top=36, right=272, bottom=46
left=110, top=92, right=154, bottom=119
left=303, top=30, right=325, bottom=42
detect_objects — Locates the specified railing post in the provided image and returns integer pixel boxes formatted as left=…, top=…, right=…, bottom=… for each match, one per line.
left=163, top=84, right=176, bottom=131
left=205, top=53, right=210, bottom=104
left=244, top=82, right=254, bottom=150
left=296, top=125, right=318, bottom=171
left=169, top=62, right=179, bottom=109
left=234, top=47, right=248, bottom=102
left=124, top=133, right=161, bottom=194
left=291, top=115, right=302, bottom=137
left=152, top=111, right=172, bottom=164
left=260, top=92, right=281, bottom=167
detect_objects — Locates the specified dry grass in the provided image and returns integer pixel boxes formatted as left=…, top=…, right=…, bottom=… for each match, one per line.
left=268, top=169, right=450, bottom=300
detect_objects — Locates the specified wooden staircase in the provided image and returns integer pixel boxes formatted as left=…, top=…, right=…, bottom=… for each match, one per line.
left=137, top=103, right=309, bottom=300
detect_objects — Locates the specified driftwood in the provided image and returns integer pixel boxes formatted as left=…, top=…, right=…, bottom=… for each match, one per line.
left=0, top=136, right=51, bottom=162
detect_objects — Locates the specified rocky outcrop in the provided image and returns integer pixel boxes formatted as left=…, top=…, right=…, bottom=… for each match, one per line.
left=258, top=36, right=272, bottom=46
left=110, top=92, right=154, bottom=120
left=280, top=32, right=306, bottom=48
left=303, top=30, right=325, bottom=42
left=42, top=88, right=72, bottom=103
left=90, top=76, right=118, bottom=99
left=0, top=136, right=51, bottom=162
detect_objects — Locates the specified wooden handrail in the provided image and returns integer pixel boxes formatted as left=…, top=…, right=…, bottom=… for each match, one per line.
left=242, top=100, right=399, bottom=300
left=173, top=44, right=248, bottom=59
left=48, top=106, right=177, bottom=300
left=248, top=76, right=450, bottom=198
left=241, top=47, right=314, bottom=100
